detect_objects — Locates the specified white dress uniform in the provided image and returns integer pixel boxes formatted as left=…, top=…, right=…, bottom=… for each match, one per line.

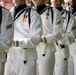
left=34, top=4, right=63, bottom=75
left=4, top=4, right=42, bottom=75
left=53, top=7, right=76, bottom=75
left=0, top=6, right=14, bottom=75
left=66, top=6, right=76, bottom=75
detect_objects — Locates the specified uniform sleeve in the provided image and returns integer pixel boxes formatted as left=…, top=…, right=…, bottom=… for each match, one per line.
left=44, top=9, right=63, bottom=43
left=19, top=12, right=42, bottom=48
left=62, top=14, right=76, bottom=45
left=0, top=13, right=14, bottom=51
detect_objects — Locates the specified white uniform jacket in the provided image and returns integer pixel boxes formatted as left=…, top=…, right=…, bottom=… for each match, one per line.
left=66, top=6, right=76, bottom=21
left=55, top=7, right=76, bottom=59
left=35, top=6, right=63, bottom=62
left=0, top=7, right=14, bottom=62
left=62, top=8, right=76, bottom=44
left=7, top=6, right=42, bottom=60
left=34, top=5, right=63, bottom=75
left=66, top=6, right=76, bottom=57
left=40, top=7, right=63, bottom=49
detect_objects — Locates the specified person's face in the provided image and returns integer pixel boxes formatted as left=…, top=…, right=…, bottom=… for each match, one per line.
left=69, top=0, right=76, bottom=6
left=1, top=0, right=5, bottom=2
left=25, top=0, right=31, bottom=6
left=64, top=2, right=69, bottom=7
left=13, top=0, right=25, bottom=5
left=4, top=0, right=12, bottom=2
left=26, top=0, right=30, bottom=4
left=32, top=0, right=44, bottom=6
left=50, top=0, right=62, bottom=7
left=6, top=0, right=12, bottom=2
left=44, top=0, right=49, bottom=4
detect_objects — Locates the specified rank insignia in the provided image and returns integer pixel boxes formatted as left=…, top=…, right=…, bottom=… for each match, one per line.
left=46, top=13, right=49, bottom=20
left=6, top=24, right=12, bottom=30
left=23, top=14, right=28, bottom=22
left=62, top=16, right=65, bottom=22
left=56, top=20, right=61, bottom=25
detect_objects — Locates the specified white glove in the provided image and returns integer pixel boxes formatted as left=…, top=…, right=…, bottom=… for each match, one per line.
left=19, top=39, right=28, bottom=48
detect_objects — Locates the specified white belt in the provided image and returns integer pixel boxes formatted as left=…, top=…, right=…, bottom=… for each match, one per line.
left=12, top=40, right=27, bottom=64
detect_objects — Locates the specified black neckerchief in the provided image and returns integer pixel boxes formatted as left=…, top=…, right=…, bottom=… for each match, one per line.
left=35, top=4, right=46, bottom=14
left=56, top=7, right=63, bottom=12
left=14, top=4, right=27, bottom=18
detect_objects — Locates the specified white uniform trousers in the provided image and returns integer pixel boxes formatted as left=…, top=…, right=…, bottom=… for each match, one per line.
left=68, top=56, right=74, bottom=75
left=0, top=62, right=5, bottom=75
left=4, top=59, right=37, bottom=75
left=36, top=43, right=55, bottom=75
left=0, top=52, right=6, bottom=75
left=68, top=42, right=76, bottom=75
left=68, top=56, right=76, bottom=75
left=54, top=45, right=68, bottom=75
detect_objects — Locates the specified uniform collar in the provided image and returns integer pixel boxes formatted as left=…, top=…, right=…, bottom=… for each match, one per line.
left=56, top=7, right=63, bottom=12
left=14, top=4, right=27, bottom=18
left=69, top=5, right=76, bottom=15
left=35, top=4, right=46, bottom=14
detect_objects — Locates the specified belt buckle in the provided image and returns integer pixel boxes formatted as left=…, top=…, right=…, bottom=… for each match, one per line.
left=12, top=40, right=19, bottom=47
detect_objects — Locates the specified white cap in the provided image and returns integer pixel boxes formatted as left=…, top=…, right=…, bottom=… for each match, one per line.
left=64, top=0, right=69, bottom=3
